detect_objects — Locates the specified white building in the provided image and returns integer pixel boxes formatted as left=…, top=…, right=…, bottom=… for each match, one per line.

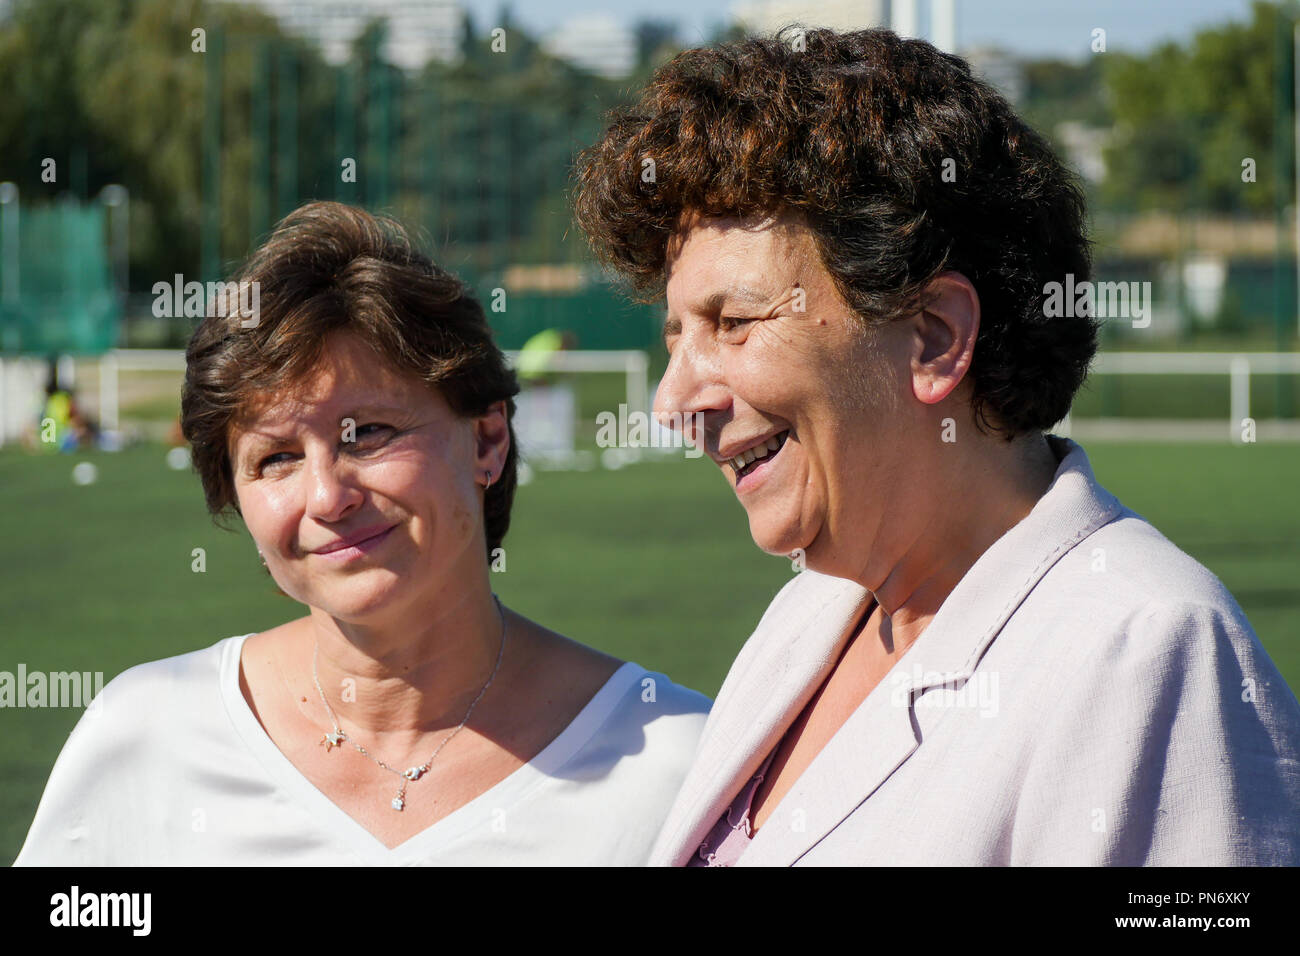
left=963, top=45, right=1025, bottom=105
left=730, top=0, right=957, bottom=53
left=731, top=0, right=888, bottom=35
left=220, top=0, right=465, bottom=70
left=541, top=13, right=637, bottom=79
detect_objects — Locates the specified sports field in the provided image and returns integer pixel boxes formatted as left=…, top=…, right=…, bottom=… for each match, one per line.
left=1, top=438, right=1298, bottom=863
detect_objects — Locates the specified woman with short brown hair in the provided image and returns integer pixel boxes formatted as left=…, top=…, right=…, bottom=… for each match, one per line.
left=16, top=201, right=709, bottom=865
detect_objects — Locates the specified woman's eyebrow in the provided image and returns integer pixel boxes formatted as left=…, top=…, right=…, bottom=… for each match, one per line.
left=348, top=403, right=412, bottom=418
left=662, top=315, right=682, bottom=345
left=229, top=430, right=290, bottom=467
left=707, top=285, right=774, bottom=311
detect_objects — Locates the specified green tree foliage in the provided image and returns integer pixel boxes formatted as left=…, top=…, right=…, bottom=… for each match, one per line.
left=1102, top=0, right=1285, bottom=214
left=0, top=0, right=638, bottom=294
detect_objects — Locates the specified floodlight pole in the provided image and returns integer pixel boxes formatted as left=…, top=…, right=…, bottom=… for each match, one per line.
left=0, top=182, right=18, bottom=306
left=99, top=184, right=129, bottom=301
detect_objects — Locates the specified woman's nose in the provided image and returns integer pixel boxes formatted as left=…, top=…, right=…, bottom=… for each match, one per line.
left=303, top=452, right=363, bottom=523
left=654, top=339, right=727, bottom=446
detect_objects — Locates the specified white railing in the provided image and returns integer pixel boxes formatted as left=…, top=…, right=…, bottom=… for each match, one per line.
left=90, top=348, right=649, bottom=436
left=6, top=348, right=1298, bottom=447
left=1065, top=352, right=1300, bottom=444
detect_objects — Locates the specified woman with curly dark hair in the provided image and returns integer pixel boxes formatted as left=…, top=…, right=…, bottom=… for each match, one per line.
left=574, top=28, right=1300, bottom=866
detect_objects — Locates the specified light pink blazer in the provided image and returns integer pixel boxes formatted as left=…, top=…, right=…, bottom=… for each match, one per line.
left=649, top=437, right=1300, bottom=865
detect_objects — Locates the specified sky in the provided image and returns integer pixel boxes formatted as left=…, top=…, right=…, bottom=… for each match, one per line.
left=461, top=0, right=1262, bottom=59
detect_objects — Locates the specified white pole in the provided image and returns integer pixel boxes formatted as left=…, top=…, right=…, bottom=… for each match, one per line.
left=627, top=351, right=649, bottom=417
left=100, top=352, right=119, bottom=433
left=0, top=182, right=17, bottom=305
left=931, top=0, right=957, bottom=53
left=100, top=184, right=129, bottom=299
left=0, top=357, right=6, bottom=448
left=1229, top=355, right=1251, bottom=444
left=57, top=353, right=76, bottom=390
left=891, top=0, right=919, bottom=38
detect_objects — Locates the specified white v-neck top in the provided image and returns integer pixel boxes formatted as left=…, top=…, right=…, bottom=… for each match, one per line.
left=14, top=635, right=711, bottom=866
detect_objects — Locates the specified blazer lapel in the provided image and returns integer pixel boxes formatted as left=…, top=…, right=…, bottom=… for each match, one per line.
left=737, top=667, right=920, bottom=866
left=738, top=436, right=1126, bottom=866
left=651, top=571, right=872, bottom=865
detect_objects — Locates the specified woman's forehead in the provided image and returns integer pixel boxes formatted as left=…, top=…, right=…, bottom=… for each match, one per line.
left=670, top=212, right=813, bottom=269
left=667, top=218, right=820, bottom=301
left=227, top=348, right=439, bottom=443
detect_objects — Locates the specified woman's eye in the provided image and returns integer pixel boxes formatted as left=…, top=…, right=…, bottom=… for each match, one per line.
left=258, top=452, right=295, bottom=470
left=719, top=316, right=756, bottom=333
left=350, top=423, right=394, bottom=447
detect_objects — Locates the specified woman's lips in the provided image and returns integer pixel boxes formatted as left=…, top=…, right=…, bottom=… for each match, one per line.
left=310, top=525, right=397, bottom=561
left=734, top=433, right=789, bottom=494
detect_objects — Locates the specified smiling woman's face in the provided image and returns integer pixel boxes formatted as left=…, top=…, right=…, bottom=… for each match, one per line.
left=657, top=213, right=915, bottom=567
left=228, top=330, right=502, bottom=623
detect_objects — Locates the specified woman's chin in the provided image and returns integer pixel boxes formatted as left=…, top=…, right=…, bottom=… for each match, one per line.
left=306, top=576, right=405, bottom=621
left=748, top=517, right=813, bottom=563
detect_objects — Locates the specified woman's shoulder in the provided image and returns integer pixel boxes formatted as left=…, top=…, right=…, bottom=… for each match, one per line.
left=563, top=660, right=712, bottom=769
left=505, top=613, right=709, bottom=731
left=504, top=612, right=706, bottom=737
left=12, top=634, right=253, bottom=866
left=24, top=635, right=251, bottom=778
left=94, top=634, right=249, bottom=720
left=603, top=662, right=713, bottom=717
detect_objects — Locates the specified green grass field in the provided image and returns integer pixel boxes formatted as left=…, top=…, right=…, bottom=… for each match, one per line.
left=1, top=439, right=1298, bottom=864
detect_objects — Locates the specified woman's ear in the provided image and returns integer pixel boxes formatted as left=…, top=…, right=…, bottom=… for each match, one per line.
left=473, top=400, right=511, bottom=486
left=907, top=271, right=980, bottom=406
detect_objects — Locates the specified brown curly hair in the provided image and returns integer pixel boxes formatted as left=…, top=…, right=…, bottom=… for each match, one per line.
left=573, top=27, right=1096, bottom=436
left=181, top=201, right=520, bottom=556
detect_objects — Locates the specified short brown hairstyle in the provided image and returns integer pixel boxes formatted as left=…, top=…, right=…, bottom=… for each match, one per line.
left=181, top=201, right=520, bottom=555
left=573, top=27, right=1096, bottom=437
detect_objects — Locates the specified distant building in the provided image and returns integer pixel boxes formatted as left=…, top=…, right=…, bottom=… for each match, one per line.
left=541, top=13, right=637, bottom=78
left=731, top=0, right=888, bottom=34
left=962, top=46, right=1025, bottom=105
left=1055, top=121, right=1110, bottom=183
left=220, top=0, right=465, bottom=70
left=729, top=1, right=957, bottom=53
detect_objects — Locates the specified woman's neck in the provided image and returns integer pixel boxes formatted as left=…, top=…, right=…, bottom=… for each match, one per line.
left=303, top=574, right=506, bottom=737
left=855, top=431, right=1060, bottom=652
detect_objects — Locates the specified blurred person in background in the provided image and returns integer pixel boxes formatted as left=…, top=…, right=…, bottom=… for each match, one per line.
left=30, top=357, right=95, bottom=452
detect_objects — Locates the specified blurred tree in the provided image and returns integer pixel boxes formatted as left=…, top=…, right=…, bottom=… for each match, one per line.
left=633, top=19, right=680, bottom=69
left=0, top=0, right=646, bottom=308
left=0, top=0, right=325, bottom=295
left=1102, top=0, right=1285, bottom=214
left=1019, top=56, right=1109, bottom=132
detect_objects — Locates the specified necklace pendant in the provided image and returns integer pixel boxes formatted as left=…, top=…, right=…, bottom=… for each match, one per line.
left=391, top=796, right=405, bottom=811
left=404, top=766, right=425, bottom=780
left=321, top=731, right=346, bottom=751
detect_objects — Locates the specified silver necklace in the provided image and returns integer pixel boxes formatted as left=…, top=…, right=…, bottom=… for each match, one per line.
left=311, top=595, right=507, bottom=811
